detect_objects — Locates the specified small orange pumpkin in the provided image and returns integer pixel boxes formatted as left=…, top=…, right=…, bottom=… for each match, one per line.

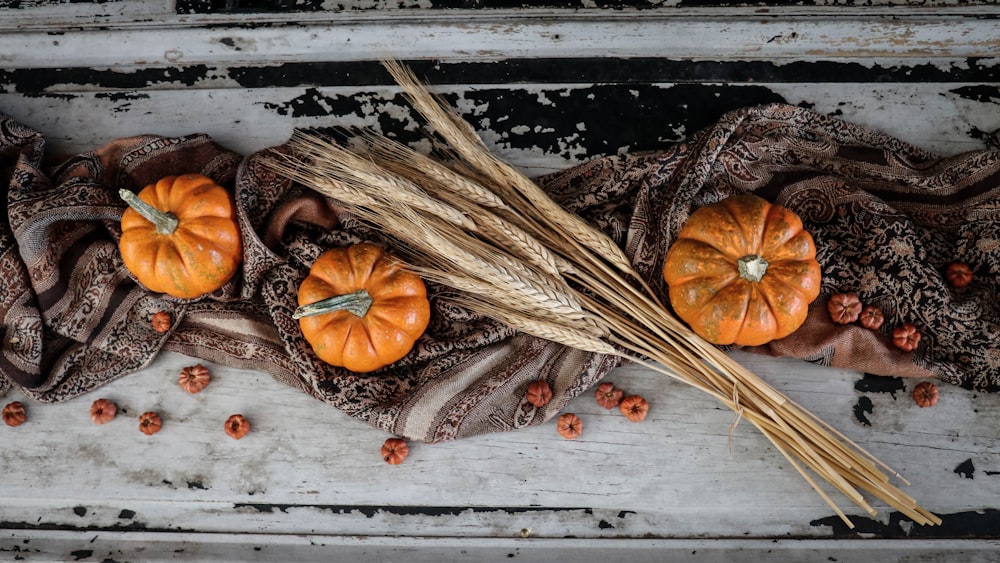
left=90, top=398, right=118, bottom=425
left=556, top=413, right=583, bottom=440
left=178, top=364, right=211, bottom=394
left=525, top=380, right=553, bottom=408
left=663, top=195, right=822, bottom=346
left=151, top=311, right=173, bottom=333
left=294, top=243, right=431, bottom=373
left=859, top=305, right=885, bottom=331
left=594, top=382, right=624, bottom=410
left=2, top=401, right=26, bottom=427
left=620, top=395, right=650, bottom=423
left=381, top=437, right=410, bottom=465
left=827, top=293, right=862, bottom=325
left=225, top=414, right=250, bottom=440
left=138, top=411, right=162, bottom=435
left=912, top=381, right=939, bottom=408
left=945, top=262, right=973, bottom=288
left=892, top=323, right=921, bottom=352
left=119, top=174, right=243, bottom=299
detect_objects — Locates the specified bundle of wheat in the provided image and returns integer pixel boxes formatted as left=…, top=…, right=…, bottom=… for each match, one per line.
left=263, top=59, right=939, bottom=528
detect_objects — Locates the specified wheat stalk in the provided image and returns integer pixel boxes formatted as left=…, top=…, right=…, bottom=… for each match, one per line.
left=262, top=60, right=940, bottom=529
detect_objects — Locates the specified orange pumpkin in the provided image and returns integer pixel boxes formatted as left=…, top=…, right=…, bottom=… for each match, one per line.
left=381, top=437, right=410, bottom=465
left=119, top=174, right=243, bottom=299
left=294, top=243, right=431, bottom=373
left=662, top=194, right=821, bottom=346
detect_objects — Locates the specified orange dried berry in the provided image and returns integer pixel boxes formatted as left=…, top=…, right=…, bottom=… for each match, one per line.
left=138, top=411, right=162, bottom=435
left=913, top=381, right=939, bottom=408
left=620, top=395, right=649, bottom=423
left=556, top=412, right=583, bottom=440
left=859, top=305, right=884, bottom=331
left=2, top=401, right=26, bottom=427
left=381, top=437, right=409, bottom=465
left=178, top=364, right=211, bottom=394
left=525, top=380, right=553, bottom=408
left=945, top=262, right=973, bottom=288
left=151, top=311, right=172, bottom=333
left=89, top=398, right=118, bottom=425
left=595, top=382, right=624, bottom=409
left=224, top=414, right=250, bottom=440
left=892, top=323, right=921, bottom=352
left=827, top=293, right=862, bottom=325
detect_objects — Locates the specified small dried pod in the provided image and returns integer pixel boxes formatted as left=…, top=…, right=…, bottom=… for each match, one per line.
left=858, top=305, right=885, bottom=331
left=225, top=414, right=250, bottom=440
left=945, top=262, right=973, bottom=289
left=912, top=381, right=939, bottom=408
left=556, top=412, right=583, bottom=440
left=138, top=411, right=162, bottom=435
left=525, top=380, right=553, bottom=408
left=178, top=364, right=211, bottom=394
left=827, top=293, right=862, bottom=325
left=151, top=311, right=173, bottom=334
left=620, top=395, right=650, bottom=423
left=892, top=323, right=921, bottom=352
left=594, top=382, right=624, bottom=409
left=89, top=398, right=118, bottom=425
left=2, top=401, right=26, bottom=427
left=381, top=437, right=409, bottom=465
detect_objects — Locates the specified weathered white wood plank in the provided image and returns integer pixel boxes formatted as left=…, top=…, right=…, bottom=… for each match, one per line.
left=2, top=82, right=996, bottom=175
left=3, top=10, right=999, bottom=68
left=4, top=531, right=1000, bottom=563
left=2, top=351, right=999, bottom=539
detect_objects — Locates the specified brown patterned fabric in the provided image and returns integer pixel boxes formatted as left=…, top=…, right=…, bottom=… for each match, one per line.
left=1, top=103, right=998, bottom=444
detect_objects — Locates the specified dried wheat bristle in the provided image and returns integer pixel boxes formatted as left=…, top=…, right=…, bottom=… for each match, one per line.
left=260, top=58, right=940, bottom=529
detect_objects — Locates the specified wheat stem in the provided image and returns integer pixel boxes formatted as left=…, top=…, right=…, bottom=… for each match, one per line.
left=260, top=60, right=936, bottom=528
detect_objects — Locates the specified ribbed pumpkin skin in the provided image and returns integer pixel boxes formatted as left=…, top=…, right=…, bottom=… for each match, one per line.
left=297, top=243, right=431, bottom=373
left=119, top=174, right=243, bottom=299
left=662, top=195, right=821, bottom=346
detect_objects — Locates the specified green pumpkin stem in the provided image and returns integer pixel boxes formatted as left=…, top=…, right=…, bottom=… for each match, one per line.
left=120, top=188, right=179, bottom=235
left=292, top=289, right=373, bottom=319
left=737, top=254, right=769, bottom=282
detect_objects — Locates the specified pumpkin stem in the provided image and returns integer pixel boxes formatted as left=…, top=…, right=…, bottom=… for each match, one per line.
left=292, top=289, right=374, bottom=319
left=736, top=254, right=769, bottom=282
left=119, top=188, right=179, bottom=235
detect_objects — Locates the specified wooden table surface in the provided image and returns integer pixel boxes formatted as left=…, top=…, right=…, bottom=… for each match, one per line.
left=1, top=2, right=999, bottom=561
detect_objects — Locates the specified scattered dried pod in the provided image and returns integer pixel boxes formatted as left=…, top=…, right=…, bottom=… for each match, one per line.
left=913, top=381, right=939, bottom=408
left=138, top=411, right=162, bottom=435
left=89, top=398, right=118, bottom=425
left=556, top=412, right=583, bottom=440
left=827, top=293, right=862, bottom=325
left=858, top=305, right=885, bottom=331
left=178, top=364, right=211, bottom=394
left=892, top=323, right=921, bottom=352
left=381, top=437, right=409, bottom=465
left=945, top=262, right=973, bottom=288
left=525, top=380, right=553, bottom=408
left=2, top=401, right=26, bottom=427
left=620, top=395, right=650, bottom=423
left=594, top=382, right=624, bottom=409
left=225, top=414, right=250, bottom=440
left=151, top=311, right=173, bottom=333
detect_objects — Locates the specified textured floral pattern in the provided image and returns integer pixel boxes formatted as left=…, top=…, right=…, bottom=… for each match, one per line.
left=0, top=103, right=998, bottom=446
